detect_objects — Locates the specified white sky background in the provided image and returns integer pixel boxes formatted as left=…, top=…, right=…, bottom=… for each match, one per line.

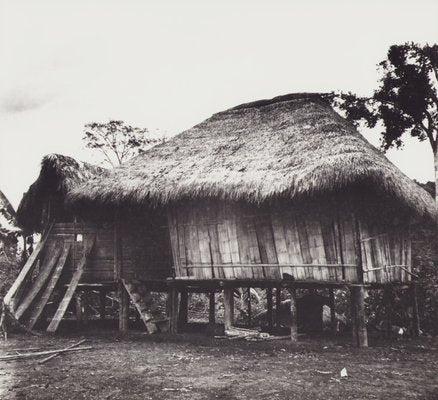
left=0, top=0, right=437, bottom=208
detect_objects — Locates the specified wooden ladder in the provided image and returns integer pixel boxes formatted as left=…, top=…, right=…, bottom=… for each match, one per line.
left=46, top=237, right=95, bottom=333
left=121, top=280, right=167, bottom=334
left=26, top=242, right=71, bottom=330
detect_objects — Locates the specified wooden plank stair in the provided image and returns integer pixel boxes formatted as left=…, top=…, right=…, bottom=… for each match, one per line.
left=26, top=242, right=71, bottom=330
left=121, top=280, right=168, bottom=334
left=46, top=237, right=95, bottom=333
left=14, top=241, right=63, bottom=320
left=4, top=224, right=53, bottom=312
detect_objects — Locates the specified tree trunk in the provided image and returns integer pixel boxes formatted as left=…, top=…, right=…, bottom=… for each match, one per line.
left=435, top=147, right=438, bottom=230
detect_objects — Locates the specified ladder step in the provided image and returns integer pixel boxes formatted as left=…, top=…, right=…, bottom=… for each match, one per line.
left=124, top=283, right=135, bottom=292
left=121, top=279, right=166, bottom=334
left=131, top=293, right=141, bottom=303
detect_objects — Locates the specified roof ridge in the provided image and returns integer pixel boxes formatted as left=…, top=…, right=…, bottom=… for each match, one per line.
left=228, top=92, right=332, bottom=112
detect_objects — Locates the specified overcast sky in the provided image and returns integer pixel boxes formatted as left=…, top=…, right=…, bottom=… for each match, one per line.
left=1, top=0, right=437, bottom=208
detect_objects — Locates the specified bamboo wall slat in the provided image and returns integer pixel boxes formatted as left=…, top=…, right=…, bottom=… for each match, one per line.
left=167, top=201, right=411, bottom=283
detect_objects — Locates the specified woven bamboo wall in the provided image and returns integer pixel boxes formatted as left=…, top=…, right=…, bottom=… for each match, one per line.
left=167, top=200, right=412, bottom=283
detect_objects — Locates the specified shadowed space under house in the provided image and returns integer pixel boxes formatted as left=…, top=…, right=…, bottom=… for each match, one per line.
left=5, top=93, right=434, bottom=347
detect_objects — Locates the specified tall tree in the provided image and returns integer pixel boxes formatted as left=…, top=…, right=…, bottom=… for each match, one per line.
left=83, top=120, right=160, bottom=167
left=335, top=42, right=438, bottom=207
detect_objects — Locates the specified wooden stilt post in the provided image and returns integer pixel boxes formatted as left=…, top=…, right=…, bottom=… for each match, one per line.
left=352, top=214, right=368, bottom=347
left=83, top=289, right=89, bottom=326
left=247, top=287, right=251, bottom=326
left=223, top=288, right=234, bottom=331
left=329, top=288, right=336, bottom=333
left=115, top=212, right=128, bottom=332
left=275, top=287, right=281, bottom=328
left=99, top=288, right=106, bottom=320
left=289, top=287, right=298, bottom=341
left=267, top=287, right=273, bottom=334
left=350, top=287, right=358, bottom=341
left=383, top=286, right=394, bottom=339
left=178, top=289, right=188, bottom=327
left=75, top=292, right=83, bottom=323
left=118, top=282, right=129, bottom=332
left=209, top=291, right=215, bottom=325
left=410, top=282, right=420, bottom=337
left=352, top=285, right=368, bottom=347
left=169, top=287, right=179, bottom=334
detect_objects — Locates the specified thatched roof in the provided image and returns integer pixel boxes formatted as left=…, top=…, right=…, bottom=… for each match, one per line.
left=17, top=154, right=105, bottom=232
left=68, top=93, right=435, bottom=219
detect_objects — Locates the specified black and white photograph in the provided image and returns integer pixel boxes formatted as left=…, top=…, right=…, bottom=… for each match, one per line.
left=0, top=1, right=437, bottom=399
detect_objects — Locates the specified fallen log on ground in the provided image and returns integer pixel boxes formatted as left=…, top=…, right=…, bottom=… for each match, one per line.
left=0, top=346, right=92, bottom=361
left=6, top=347, right=45, bottom=353
left=38, top=338, right=87, bottom=364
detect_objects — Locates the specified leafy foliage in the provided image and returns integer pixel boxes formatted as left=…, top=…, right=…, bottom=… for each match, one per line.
left=334, top=43, right=438, bottom=152
left=83, top=120, right=160, bottom=167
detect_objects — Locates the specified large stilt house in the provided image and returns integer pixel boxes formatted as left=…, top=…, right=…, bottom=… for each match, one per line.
left=5, top=93, right=434, bottom=345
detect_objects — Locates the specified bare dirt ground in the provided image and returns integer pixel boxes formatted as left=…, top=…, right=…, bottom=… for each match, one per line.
left=1, top=324, right=438, bottom=400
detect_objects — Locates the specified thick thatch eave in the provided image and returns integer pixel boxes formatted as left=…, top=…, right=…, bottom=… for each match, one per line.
left=68, top=94, right=435, bottom=219
left=17, top=154, right=105, bottom=232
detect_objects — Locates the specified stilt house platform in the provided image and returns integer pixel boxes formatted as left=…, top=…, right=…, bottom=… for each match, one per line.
left=6, top=94, right=434, bottom=346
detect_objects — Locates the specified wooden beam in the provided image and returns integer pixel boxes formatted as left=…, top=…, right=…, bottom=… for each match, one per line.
left=15, top=243, right=63, bottom=319
left=351, top=285, right=368, bottom=347
left=275, top=287, right=281, bottom=328
left=223, top=288, right=234, bottom=330
left=383, top=286, right=394, bottom=339
left=410, top=283, right=420, bottom=337
left=75, top=293, right=83, bottom=323
left=114, top=214, right=122, bottom=280
left=26, top=242, right=71, bottom=330
left=4, top=224, right=53, bottom=311
left=329, top=288, right=336, bottom=333
left=353, top=215, right=364, bottom=283
left=208, top=292, right=215, bottom=324
left=83, top=289, right=89, bottom=326
left=178, top=289, right=188, bottom=327
left=289, top=287, right=298, bottom=341
left=350, top=286, right=358, bottom=341
left=169, top=287, right=179, bottom=334
left=46, top=237, right=95, bottom=333
left=118, top=282, right=129, bottom=332
left=247, top=287, right=252, bottom=327
left=99, top=288, right=106, bottom=320
left=267, top=288, right=273, bottom=334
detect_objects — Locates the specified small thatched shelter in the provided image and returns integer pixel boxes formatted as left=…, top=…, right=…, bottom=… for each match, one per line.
left=17, top=154, right=105, bottom=233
